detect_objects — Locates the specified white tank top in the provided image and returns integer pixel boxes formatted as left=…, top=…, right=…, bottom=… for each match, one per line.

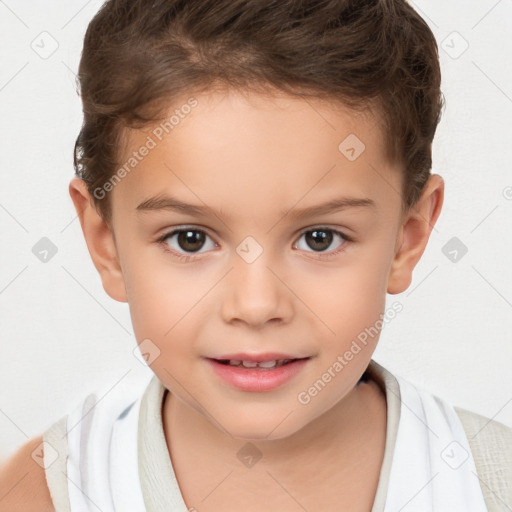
left=65, top=385, right=147, bottom=512
left=49, top=364, right=489, bottom=511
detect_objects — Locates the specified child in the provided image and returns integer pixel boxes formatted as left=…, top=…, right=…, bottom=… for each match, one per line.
left=1, top=0, right=511, bottom=510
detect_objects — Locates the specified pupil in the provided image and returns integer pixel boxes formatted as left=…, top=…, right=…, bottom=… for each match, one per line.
left=307, top=229, right=332, bottom=251
left=178, top=230, right=205, bottom=252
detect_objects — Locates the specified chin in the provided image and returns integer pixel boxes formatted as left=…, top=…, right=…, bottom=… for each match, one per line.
left=216, top=411, right=307, bottom=442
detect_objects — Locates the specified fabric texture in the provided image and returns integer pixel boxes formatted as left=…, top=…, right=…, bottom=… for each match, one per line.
left=456, top=406, right=512, bottom=511
left=384, top=371, right=487, bottom=511
left=41, top=360, right=512, bottom=511
left=42, top=415, right=71, bottom=512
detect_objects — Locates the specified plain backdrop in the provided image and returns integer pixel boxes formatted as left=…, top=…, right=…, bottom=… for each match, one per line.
left=1, top=0, right=511, bottom=460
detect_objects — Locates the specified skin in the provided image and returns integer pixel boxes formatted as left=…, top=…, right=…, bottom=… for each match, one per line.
left=0, top=435, right=54, bottom=512
left=67, top=88, right=444, bottom=510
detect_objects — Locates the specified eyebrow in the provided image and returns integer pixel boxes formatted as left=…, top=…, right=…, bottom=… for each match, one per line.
left=135, top=194, right=376, bottom=220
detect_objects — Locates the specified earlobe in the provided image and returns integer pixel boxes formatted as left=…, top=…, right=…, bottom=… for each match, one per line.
left=387, top=174, right=444, bottom=295
left=68, top=177, right=128, bottom=303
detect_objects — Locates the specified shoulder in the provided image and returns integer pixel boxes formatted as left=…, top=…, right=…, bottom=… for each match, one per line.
left=455, top=406, right=512, bottom=509
left=0, top=435, right=55, bottom=512
left=455, top=406, right=512, bottom=455
left=456, top=406, right=512, bottom=436
left=0, top=378, right=154, bottom=512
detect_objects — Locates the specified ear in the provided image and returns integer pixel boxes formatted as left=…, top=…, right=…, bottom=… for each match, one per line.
left=68, top=177, right=128, bottom=303
left=387, top=174, right=444, bottom=294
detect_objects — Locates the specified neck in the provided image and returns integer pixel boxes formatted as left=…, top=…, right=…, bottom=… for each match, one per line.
left=162, top=375, right=387, bottom=470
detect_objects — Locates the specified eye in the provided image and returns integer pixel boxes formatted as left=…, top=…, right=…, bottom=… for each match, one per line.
left=294, top=227, right=350, bottom=256
left=157, top=227, right=217, bottom=259
left=157, top=225, right=351, bottom=262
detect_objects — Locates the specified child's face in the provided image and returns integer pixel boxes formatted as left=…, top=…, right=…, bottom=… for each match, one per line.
left=73, top=89, right=442, bottom=440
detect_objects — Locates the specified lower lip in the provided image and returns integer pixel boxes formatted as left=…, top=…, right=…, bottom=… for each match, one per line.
left=205, top=358, right=310, bottom=392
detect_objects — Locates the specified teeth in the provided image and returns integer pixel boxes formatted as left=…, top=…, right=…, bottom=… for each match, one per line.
left=257, top=360, right=277, bottom=368
left=226, top=359, right=295, bottom=368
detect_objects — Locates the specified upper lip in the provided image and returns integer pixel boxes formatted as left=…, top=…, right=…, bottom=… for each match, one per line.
left=208, top=353, right=310, bottom=363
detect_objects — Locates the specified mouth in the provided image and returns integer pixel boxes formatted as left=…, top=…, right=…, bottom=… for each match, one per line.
left=205, top=356, right=311, bottom=392
left=212, top=358, right=303, bottom=369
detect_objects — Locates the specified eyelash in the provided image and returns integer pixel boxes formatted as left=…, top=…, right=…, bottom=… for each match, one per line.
left=156, top=226, right=353, bottom=263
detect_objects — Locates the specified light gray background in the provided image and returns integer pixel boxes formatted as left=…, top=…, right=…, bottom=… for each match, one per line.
left=1, top=0, right=511, bottom=459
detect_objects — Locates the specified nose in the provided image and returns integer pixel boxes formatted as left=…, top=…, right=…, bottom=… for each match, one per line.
left=220, top=247, right=294, bottom=328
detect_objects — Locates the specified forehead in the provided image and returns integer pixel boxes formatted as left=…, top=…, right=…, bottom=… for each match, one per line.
left=111, top=89, right=400, bottom=221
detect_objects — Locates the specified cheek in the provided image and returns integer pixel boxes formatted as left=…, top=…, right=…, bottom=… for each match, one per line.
left=124, top=262, right=204, bottom=343
left=126, top=271, right=203, bottom=379
left=314, top=257, right=389, bottom=349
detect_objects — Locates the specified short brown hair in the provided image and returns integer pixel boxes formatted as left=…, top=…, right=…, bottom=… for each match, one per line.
left=74, top=0, right=444, bottom=226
